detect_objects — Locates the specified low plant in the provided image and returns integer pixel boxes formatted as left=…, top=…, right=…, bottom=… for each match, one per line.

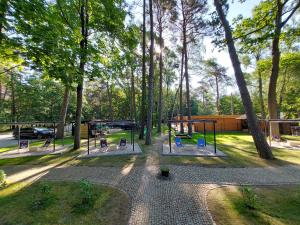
left=30, top=183, right=54, bottom=210
left=241, top=186, right=258, bottom=210
left=0, top=170, right=6, bottom=188
left=160, top=167, right=170, bottom=177
left=73, top=179, right=95, bottom=213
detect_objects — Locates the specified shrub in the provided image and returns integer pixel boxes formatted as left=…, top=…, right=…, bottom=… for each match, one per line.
left=30, top=183, right=54, bottom=210
left=160, top=167, right=170, bottom=177
left=73, top=179, right=95, bottom=213
left=0, top=170, right=6, bottom=188
left=241, top=186, right=258, bottom=210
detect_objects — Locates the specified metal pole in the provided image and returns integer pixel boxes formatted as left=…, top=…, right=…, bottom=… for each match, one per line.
left=132, top=124, right=135, bottom=152
left=18, top=125, right=20, bottom=149
left=94, top=129, right=96, bottom=148
left=204, top=122, right=206, bottom=146
left=88, top=123, right=90, bottom=155
left=168, top=122, right=171, bottom=153
left=213, top=122, right=216, bottom=154
left=53, top=122, right=56, bottom=152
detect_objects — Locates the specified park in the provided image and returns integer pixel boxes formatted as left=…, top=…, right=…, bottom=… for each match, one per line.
left=0, top=0, right=300, bottom=224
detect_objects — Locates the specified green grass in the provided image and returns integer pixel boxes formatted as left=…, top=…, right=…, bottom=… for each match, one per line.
left=207, top=185, right=300, bottom=225
left=0, top=181, right=129, bottom=225
left=282, top=135, right=300, bottom=141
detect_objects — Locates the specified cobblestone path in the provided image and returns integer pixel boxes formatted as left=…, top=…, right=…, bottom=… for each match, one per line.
left=2, top=137, right=300, bottom=225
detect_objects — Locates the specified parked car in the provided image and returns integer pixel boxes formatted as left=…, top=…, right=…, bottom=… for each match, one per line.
left=13, top=127, right=54, bottom=139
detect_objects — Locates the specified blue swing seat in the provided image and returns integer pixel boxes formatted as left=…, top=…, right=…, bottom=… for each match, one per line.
left=175, top=137, right=183, bottom=147
left=197, top=138, right=205, bottom=148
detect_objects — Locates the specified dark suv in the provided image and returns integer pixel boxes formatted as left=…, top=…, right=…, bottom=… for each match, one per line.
left=13, top=127, right=54, bottom=139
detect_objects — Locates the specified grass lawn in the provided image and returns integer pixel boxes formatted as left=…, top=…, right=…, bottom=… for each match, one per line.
left=207, top=185, right=300, bottom=225
left=0, top=181, right=129, bottom=225
left=282, top=135, right=300, bottom=141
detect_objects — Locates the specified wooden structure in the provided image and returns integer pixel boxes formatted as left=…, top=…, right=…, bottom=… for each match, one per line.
left=175, top=115, right=242, bottom=132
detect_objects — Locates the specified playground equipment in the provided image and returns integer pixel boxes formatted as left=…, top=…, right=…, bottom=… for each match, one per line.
left=168, top=119, right=217, bottom=154
left=197, top=138, right=205, bottom=148
left=0, top=121, right=61, bottom=152
left=175, top=137, right=183, bottom=147
left=86, top=120, right=135, bottom=155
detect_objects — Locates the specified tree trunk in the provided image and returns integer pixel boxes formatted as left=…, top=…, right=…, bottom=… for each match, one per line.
left=157, top=21, right=163, bottom=133
left=10, top=72, right=16, bottom=127
left=268, top=1, right=283, bottom=138
left=258, top=70, right=266, bottom=119
left=56, top=86, right=70, bottom=139
left=179, top=47, right=184, bottom=133
left=157, top=23, right=163, bottom=133
left=145, top=0, right=154, bottom=145
left=131, top=67, right=136, bottom=122
left=0, top=0, right=8, bottom=44
left=215, top=76, right=220, bottom=115
left=214, top=0, right=273, bottom=159
left=139, top=0, right=147, bottom=140
left=183, top=34, right=192, bottom=135
left=278, top=65, right=289, bottom=116
left=74, top=0, right=88, bottom=150
left=107, top=81, right=113, bottom=120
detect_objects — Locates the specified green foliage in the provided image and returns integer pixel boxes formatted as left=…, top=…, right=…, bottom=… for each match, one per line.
left=220, top=95, right=245, bottom=115
left=30, top=183, right=54, bottom=210
left=0, top=170, right=6, bottom=188
left=160, top=167, right=169, bottom=173
left=73, top=179, right=95, bottom=213
left=240, top=186, right=258, bottom=210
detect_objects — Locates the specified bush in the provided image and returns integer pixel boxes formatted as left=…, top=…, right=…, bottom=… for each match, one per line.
left=0, top=170, right=6, bottom=188
left=241, top=186, right=258, bottom=210
left=30, top=183, right=54, bottom=210
left=73, top=179, right=95, bottom=213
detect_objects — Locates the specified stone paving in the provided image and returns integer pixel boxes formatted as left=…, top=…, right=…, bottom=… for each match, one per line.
left=2, top=136, right=300, bottom=225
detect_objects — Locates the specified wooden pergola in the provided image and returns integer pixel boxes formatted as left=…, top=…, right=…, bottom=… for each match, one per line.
left=167, top=119, right=218, bottom=153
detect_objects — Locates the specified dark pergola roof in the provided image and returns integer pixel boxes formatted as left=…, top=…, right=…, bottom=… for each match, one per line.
left=268, top=119, right=300, bottom=123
